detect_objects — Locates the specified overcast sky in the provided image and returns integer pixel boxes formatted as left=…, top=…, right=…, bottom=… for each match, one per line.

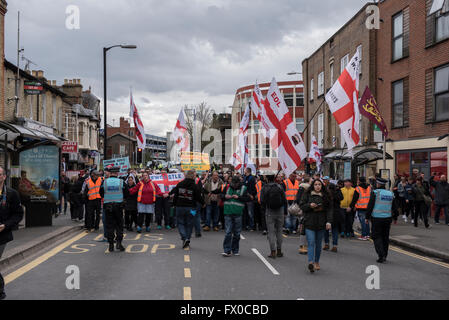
left=5, top=0, right=370, bottom=137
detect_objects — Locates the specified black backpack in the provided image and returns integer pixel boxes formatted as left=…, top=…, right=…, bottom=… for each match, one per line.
left=265, top=184, right=284, bottom=210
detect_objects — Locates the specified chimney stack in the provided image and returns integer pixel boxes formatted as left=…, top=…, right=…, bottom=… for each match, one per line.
left=64, top=79, right=68, bottom=84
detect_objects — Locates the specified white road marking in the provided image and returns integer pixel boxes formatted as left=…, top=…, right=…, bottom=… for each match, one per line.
left=251, top=248, right=280, bottom=275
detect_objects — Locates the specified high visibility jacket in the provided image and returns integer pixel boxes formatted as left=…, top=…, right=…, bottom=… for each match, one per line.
left=87, top=178, right=102, bottom=200
left=372, top=189, right=393, bottom=218
left=103, top=178, right=124, bottom=204
left=255, top=181, right=262, bottom=203
left=355, top=186, right=372, bottom=209
left=283, top=179, right=299, bottom=201
left=221, top=184, right=229, bottom=192
left=224, top=186, right=247, bottom=215
left=137, top=181, right=156, bottom=203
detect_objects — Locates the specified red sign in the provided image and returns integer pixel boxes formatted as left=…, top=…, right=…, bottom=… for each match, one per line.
left=62, top=141, right=78, bottom=153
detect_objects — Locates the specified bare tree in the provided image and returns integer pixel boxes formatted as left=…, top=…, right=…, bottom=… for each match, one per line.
left=184, top=102, right=215, bottom=151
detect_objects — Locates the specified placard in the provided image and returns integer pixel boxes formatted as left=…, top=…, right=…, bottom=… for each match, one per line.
left=103, top=157, right=130, bottom=177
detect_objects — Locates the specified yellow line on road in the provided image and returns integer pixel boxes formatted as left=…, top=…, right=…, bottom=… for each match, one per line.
left=183, top=287, right=192, bottom=300
left=184, top=268, right=191, bottom=278
left=184, top=255, right=190, bottom=262
left=4, top=230, right=89, bottom=284
left=354, top=232, right=449, bottom=269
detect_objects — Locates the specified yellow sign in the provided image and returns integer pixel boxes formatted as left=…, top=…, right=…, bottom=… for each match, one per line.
left=181, top=152, right=210, bottom=172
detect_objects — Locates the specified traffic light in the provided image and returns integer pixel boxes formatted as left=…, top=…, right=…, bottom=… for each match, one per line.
left=137, top=148, right=143, bottom=164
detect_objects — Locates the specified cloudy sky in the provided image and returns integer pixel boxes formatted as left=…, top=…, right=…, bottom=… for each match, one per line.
left=5, top=0, right=369, bottom=136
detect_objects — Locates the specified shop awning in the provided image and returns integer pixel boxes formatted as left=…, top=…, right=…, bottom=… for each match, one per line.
left=0, top=127, right=20, bottom=142
left=0, top=121, right=63, bottom=143
left=324, top=146, right=393, bottom=166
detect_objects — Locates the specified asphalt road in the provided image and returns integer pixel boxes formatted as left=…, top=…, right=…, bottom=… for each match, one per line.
left=3, top=224, right=449, bottom=300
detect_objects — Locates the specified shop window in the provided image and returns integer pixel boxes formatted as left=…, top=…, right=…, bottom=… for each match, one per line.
left=412, top=151, right=429, bottom=165
left=431, top=151, right=448, bottom=177
left=396, top=152, right=410, bottom=176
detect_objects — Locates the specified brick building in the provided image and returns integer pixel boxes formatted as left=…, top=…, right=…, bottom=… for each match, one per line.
left=231, top=80, right=304, bottom=173
left=302, top=2, right=386, bottom=180
left=376, top=0, right=449, bottom=179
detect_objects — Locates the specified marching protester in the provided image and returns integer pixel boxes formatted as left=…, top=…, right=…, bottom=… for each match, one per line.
left=124, top=175, right=138, bottom=231
left=243, top=168, right=257, bottom=232
left=129, top=172, right=165, bottom=233
left=203, top=171, right=224, bottom=232
left=155, top=181, right=171, bottom=231
left=171, top=170, right=204, bottom=249
left=83, top=170, right=103, bottom=232
left=221, top=175, right=250, bottom=257
left=299, top=179, right=332, bottom=273
left=412, top=177, right=431, bottom=228
left=59, top=172, right=70, bottom=215
left=254, top=175, right=267, bottom=235
left=261, top=175, right=287, bottom=259
left=404, top=177, right=416, bottom=224
left=0, top=166, right=24, bottom=300
left=340, top=179, right=355, bottom=238
left=283, top=172, right=300, bottom=234
left=365, top=178, right=397, bottom=263
left=430, top=174, right=449, bottom=225
left=324, top=182, right=343, bottom=252
left=100, top=166, right=128, bottom=252
left=296, top=176, right=311, bottom=255
left=350, top=177, right=372, bottom=240
left=69, top=175, right=84, bottom=222
left=397, top=176, right=408, bottom=222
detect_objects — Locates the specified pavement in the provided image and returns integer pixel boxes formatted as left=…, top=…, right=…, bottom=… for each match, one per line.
left=2, top=225, right=449, bottom=300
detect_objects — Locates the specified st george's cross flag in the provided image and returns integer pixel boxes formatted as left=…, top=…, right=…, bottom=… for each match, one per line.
left=309, top=135, right=322, bottom=173
left=173, top=108, right=190, bottom=152
left=262, top=78, right=307, bottom=176
left=325, top=51, right=361, bottom=152
left=129, top=91, right=146, bottom=150
left=250, top=82, right=264, bottom=121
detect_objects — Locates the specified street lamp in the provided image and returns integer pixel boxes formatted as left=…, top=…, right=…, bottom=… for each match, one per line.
left=103, top=44, right=137, bottom=161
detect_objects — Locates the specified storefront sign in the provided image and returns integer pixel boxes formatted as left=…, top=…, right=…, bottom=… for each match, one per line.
left=19, top=145, right=59, bottom=204
left=103, top=157, right=130, bottom=176
left=180, top=151, right=210, bottom=172
left=62, top=141, right=78, bottom=153
left=24, top=81, right=43, bottom=95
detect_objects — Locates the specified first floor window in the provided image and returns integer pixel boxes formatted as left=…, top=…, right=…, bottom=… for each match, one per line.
left=435, top=64, right=449, bottom=121
left=392, top=80, right=404, bottom=127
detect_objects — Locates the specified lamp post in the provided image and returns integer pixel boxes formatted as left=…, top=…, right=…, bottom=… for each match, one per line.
left=103, top=44, right=136, bottom=161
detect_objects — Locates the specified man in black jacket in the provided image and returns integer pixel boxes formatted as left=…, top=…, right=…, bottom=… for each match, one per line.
left=0, top=166, right=24, bottom=300
left=171, top=170, right=204, bottom=249
left=430, top=175, right=449, bottom=225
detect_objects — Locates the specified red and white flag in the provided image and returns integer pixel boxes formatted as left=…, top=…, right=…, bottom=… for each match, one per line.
left=129, top=91, right=146, bottom=150
left=250, top=82, right=264, bottom=120
left=262, top=78, right=307, bottom=176
left=308, top=135, right=322, bottom=173
left=173, top=109, right=190, bottom=152
left=325, top=51, right=361, bottom=152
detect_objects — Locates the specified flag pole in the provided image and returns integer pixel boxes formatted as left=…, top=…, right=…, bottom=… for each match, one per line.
left=383, top=134, right=386, bottom=170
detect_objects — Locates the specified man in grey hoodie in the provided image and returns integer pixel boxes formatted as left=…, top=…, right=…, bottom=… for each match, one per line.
left=430, top=175, right=449, bottom=225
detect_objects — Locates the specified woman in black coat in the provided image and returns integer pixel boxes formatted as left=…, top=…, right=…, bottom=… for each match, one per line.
left=299, top=179, right=333, bottom=273
left=124, top=175, right=138, bottom=231
left=69, top=176, right=85, bottom=222
left=324, top=183, right=343, bottom=252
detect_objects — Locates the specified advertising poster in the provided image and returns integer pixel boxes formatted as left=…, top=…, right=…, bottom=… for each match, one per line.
left=19, top=145, right=59, bottom=203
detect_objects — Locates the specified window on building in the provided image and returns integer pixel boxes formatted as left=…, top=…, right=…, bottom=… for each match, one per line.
left=284, top=94, right=293, bottom=107
left=296, top=118, right=305, bottom=133
left=330, top=63, right=334, bottom=85
left=120, top=144, right=125, bottom=155
left=310, top=79, right=314, bottom=101
left=392, top=80, right=404, bottom=128
left=296, top=93, right=304, bottom=106
left=52, top=97, right=57, bottom=127
left=318, top=113, right=324, bottom=148
left=392, top=12, right=404, bottom=61
left=436, top=0, right=449, bottom=42
left=396, top=152, right=410, bottom=176
left=434, top=64, right=449, bottom=121
left=79, top=123, right=84, bottom=145
left=318, top=72, right=324, bottom=96
left=42, top=94, right=47, bottom=124
left=431, top=150, right=448, bottom=177
left=340, top=54, right=349, bottom=73
left=253, top=120, right=260, bottom=132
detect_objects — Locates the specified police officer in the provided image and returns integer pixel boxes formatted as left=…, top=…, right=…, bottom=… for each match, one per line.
left=365, top=178, right=397, bottom=263
left=100, top=166, right=128, bottom=252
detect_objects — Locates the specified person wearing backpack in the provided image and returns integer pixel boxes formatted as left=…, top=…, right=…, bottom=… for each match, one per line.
left=261, top=175, right=288, bottom=259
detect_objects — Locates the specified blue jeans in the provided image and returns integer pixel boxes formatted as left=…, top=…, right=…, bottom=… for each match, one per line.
left=357, top=210, right=370, bottom=237
left=176, top=207, right=194, bottom=241
left=245, top=201, right=255, bottom=229
left=324, top=226, right=339, bottom=246
left=306, top=229, right=325, bottom=263
left=223, top=215, right=242, bottom=254
left=285, top=214, right=298, bottom=233
left=206, top=202, right=219, bottom=228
